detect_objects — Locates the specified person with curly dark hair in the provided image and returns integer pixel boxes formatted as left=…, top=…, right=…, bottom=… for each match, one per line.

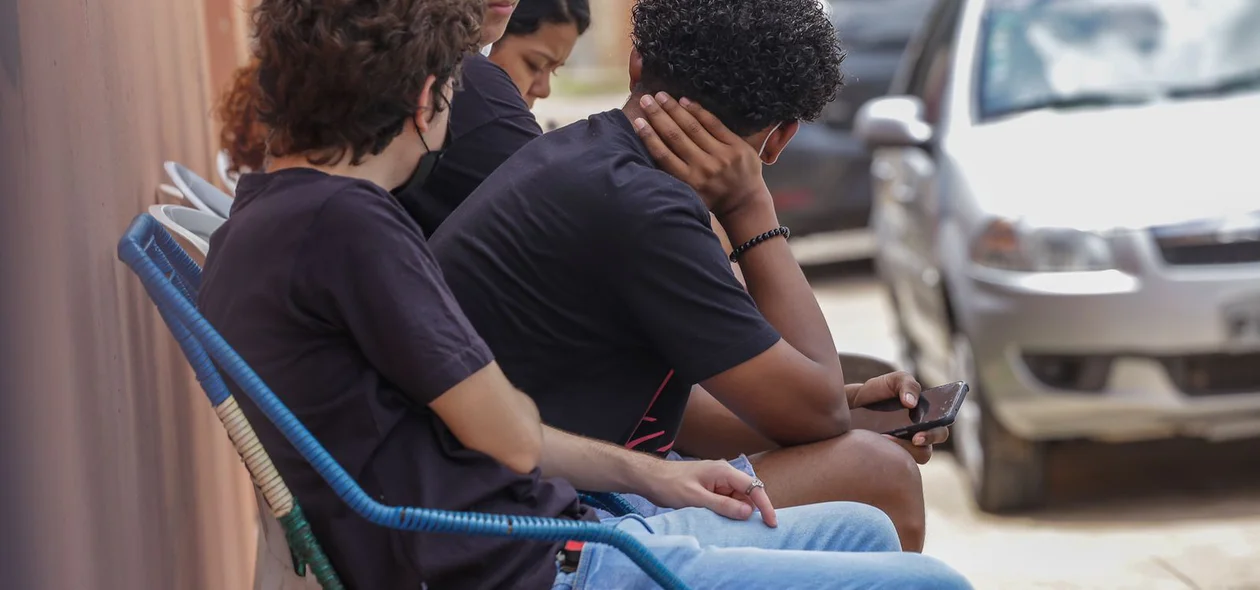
left=208, top=0, right=533, bottom=192
left=202, top=1, right=557, bottom=588
left=432, top=0, right=955, bottom=558
left=488, top=0, right=591, bottom=108
left=214, top=59, right=269, bottom=177
left=196, top=0, right=971, bottom=588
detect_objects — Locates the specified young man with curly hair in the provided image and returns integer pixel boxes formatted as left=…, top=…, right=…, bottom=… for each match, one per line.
left=430, top=0, right=951, bottom=553
left=198, top=0, right=969, bottom=588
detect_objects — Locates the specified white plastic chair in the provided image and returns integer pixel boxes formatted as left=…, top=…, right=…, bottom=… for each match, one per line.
left=217, top=149, right=240, bottom=195
left=158, top=183, right=185, bottom=201
left=164, top=161, right=234, bottom=219
left=148, top=204, right=225, bottom=256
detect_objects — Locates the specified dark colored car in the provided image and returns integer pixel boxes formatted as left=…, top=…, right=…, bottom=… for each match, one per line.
left=765, top=0, right=934, bottom=262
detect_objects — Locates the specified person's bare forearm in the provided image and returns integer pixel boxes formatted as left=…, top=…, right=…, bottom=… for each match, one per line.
left=429, top=364, right=544, bottom=475
left=539, top=426, right=664, bottom=495
left=542, top=423, right=780, bottom=526
left=675, top=386, right=778, bottom=459
left=717, top=193, right=844, bottom=378
left=706, top=206, right=849, bottom=444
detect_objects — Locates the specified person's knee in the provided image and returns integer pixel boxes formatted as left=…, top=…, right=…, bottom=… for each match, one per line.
left=810, top=501, right=901, bottom=553
left=934, top=562, right=974, bottom=590
left=848, top=428, right=924, bottom=496
left=817, top=429, right=924, bottom=499
left=887, top=555, right=973, bottom=590
left=835, top=430, right=926, bottom=547
left=833, top=500, right=898, bottom=537
left=773, top=501, right=901, bottom=552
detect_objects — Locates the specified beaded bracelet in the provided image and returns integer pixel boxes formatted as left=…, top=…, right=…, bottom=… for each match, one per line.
left=729, top=226, right=791, bottom=263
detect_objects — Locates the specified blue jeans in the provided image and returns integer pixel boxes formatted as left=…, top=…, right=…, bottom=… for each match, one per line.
left=553, top=502, right=971, bottom=590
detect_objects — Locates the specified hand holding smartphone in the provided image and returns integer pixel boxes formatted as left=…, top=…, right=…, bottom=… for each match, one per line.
left=850, top=381, right=969, bottom=440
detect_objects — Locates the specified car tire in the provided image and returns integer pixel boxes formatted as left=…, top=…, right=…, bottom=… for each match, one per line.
left=951, top=333, right=1046, bottom=513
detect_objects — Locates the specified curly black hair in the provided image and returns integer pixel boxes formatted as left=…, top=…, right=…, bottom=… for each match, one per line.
left=505, top=0, right=591, bottom=37
left=632, top=0, right=845, bottom=136
left=252, top=0, right=482, bottom=165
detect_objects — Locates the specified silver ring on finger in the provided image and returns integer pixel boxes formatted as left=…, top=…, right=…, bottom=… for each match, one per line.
left=744, top=477, right=765, bottom=496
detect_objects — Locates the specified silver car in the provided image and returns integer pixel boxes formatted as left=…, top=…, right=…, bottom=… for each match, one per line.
left=856, top=0, right=1260, bottom=512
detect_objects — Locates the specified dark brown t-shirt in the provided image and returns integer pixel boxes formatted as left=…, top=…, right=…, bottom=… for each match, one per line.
left=199, top=168, right=590, bottom=590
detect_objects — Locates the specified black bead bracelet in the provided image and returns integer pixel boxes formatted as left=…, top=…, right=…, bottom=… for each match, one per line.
left=729, top=226, right=791, bottom=263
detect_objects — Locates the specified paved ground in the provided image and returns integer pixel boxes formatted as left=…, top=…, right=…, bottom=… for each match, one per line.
left=809, top=263, right=1260, bottom=590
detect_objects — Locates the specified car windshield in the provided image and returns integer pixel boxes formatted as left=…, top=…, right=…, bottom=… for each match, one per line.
left=977, top=0, right=1260, bottom=120
left=831, top=0, right=935, bottom=51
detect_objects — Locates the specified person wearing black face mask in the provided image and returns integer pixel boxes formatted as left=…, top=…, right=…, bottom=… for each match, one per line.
left=391, top=0, right=539, bottom=237
left=199, top=2, right=584, bottom=588
left=395, top=0, right=593, bottom=236
left=393, top=109, right=449, bottom=222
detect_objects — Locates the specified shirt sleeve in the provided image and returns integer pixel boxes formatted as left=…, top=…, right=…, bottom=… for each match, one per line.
left=608, top=181, right=782, bottom=385
left=293, top=187, right=494, bottom=405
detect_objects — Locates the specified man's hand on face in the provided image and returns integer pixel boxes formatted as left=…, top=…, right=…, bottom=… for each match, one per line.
left=632, top=92, right=770, bottom=221
left=642, top=458, right=778, bottom=527
left=848, top=371, right=950, bottom=465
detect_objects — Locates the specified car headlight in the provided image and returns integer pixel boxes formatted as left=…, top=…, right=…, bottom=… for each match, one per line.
left=970, top=218, right=1115, bottom=272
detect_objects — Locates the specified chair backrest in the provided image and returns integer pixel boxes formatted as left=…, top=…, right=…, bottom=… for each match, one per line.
left=164, top=161, right=234, bottom=219
left=837, top=352, right=899, bottom=384
left=158, top=183, right=186, bottom=201
left=116, top=214, right=689, bottom=590
left=148, top=199, right=319, bottom=588
left=119, top=214, right=343, bottom=588
left=148, top=204, right=224, bottom=256
left=217, top=149, right=240, bottom=195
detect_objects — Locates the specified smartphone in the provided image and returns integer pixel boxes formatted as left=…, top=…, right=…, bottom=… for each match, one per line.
left=851, top=381, right=969, bottom=439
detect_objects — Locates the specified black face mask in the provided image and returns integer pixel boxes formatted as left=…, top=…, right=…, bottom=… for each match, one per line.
left=391, top=117, right=447, bottom=198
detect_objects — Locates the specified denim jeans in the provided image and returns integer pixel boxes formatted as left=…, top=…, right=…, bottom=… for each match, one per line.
left=553, top=502, right=971, bottom=590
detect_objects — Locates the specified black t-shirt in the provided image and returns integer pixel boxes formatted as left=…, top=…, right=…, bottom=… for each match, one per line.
left=430, top=111, right=782, bottom=454
left=395, top=52, right=542, bottom=237
left=199, top=168, right=589, bottom=590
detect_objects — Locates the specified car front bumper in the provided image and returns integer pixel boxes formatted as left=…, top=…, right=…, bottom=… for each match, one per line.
left=955, top=231, right=1260, bottom=443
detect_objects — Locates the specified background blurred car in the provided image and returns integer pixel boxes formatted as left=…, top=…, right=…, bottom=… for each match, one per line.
left=765, top=0, right=935, bottom=265
left=858, top=0, right=1260, bottom=513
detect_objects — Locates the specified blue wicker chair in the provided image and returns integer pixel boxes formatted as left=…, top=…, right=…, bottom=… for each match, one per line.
left=117, top=213, right=689, bottom=590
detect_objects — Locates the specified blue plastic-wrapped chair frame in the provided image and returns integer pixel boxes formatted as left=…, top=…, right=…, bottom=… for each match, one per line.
left=116, top=214, right=689, bottom=590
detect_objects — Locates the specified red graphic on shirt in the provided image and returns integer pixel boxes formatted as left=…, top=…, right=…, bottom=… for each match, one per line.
left=625, top=370, right=675, bottom=453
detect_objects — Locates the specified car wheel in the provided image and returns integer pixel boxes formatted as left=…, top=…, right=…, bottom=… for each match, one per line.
left=950, top=333, right=1046, bottom=513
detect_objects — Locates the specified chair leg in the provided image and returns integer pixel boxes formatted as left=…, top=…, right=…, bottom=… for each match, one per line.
left=280, top=506, right=345, bottom=590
